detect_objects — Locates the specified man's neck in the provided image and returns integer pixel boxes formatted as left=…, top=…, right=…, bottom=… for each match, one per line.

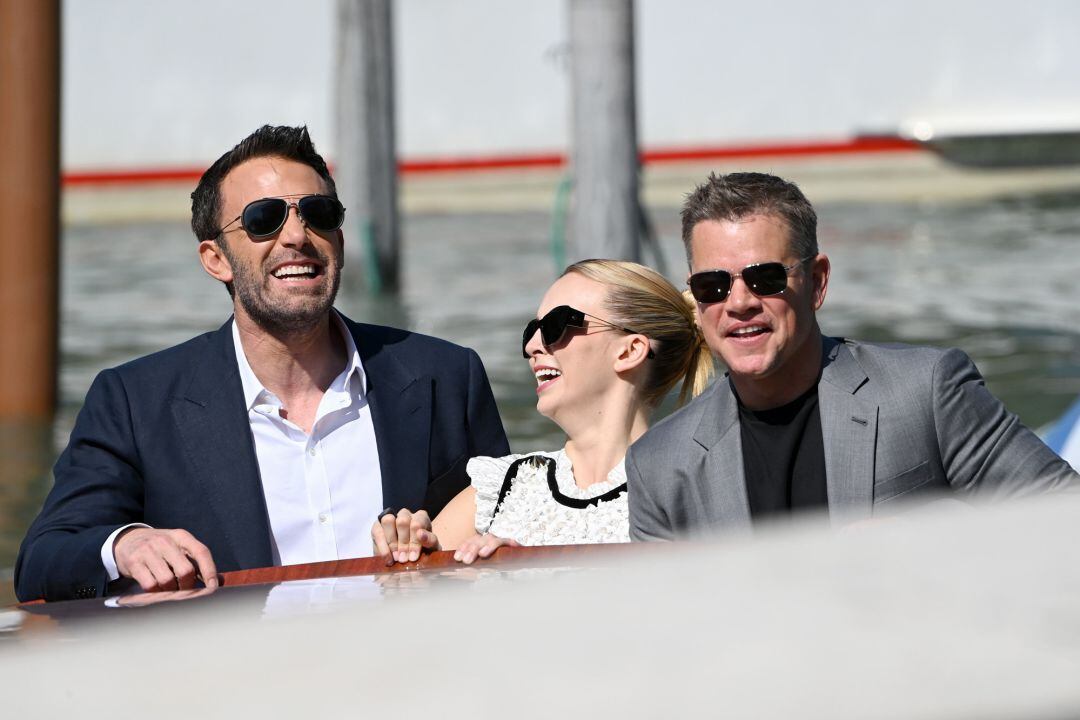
left=234, top=310, right=347, bottom=405
left=731, top=330, right=824, bottom=412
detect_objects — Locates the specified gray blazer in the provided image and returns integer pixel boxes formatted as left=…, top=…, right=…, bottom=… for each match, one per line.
left=628, top=337, right=1079, bottom=540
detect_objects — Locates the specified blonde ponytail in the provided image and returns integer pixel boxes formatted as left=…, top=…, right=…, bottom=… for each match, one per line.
left=565, top=260, right=715, bottom=409
left=675, top=289, right=715, bottom=406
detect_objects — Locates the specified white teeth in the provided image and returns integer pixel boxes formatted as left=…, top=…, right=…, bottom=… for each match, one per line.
left=273, top=265, right=316, bottom=278
left=731, top=326, right=767, bottom=336
left=534, top=368, right=562, bottom=384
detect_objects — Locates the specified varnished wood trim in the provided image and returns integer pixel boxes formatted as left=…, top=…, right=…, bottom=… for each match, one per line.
left=219, top=542, right=636, bottom=588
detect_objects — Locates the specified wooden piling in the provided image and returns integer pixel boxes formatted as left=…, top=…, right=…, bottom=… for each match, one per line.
left=335, top=0, right=400, bottom=294
left=567, top=0, right=641, bottom=263
left=0, top=0, right=61, bottom=424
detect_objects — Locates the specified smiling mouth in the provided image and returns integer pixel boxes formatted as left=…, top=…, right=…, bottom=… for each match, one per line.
left=534, top=367, right=562, bottom=390
left=272, top=264, right=320, bottom=280
left=728, top=325, right=769, bottom=338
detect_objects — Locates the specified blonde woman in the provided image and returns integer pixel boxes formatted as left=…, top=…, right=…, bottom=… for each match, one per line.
left=371, top=260, right=713, bottom=564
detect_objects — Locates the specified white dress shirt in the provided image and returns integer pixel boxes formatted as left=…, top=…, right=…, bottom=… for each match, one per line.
left=101, top=313, right=384, bottom=579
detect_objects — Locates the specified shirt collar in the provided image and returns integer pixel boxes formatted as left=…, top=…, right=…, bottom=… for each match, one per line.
left=231, top=311, right=366, bottom=411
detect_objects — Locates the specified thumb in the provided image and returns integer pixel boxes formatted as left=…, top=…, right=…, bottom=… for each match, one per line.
left=416, top=529, right=442, bottom=551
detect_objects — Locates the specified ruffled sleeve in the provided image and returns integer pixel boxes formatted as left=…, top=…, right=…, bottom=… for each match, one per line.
left=468, top=454, right=520, bottom=534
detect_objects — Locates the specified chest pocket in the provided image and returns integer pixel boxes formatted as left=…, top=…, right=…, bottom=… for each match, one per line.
left=874, top=460, right=932, bottom=504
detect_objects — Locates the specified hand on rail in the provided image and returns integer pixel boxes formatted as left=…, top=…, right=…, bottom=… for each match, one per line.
left=453, top=533, right=519, bottom=565
left=114, top=527, right=219, bottom=592
left=372, top=508, right=442, bottom=565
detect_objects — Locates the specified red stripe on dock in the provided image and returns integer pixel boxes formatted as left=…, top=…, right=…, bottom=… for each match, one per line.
left=641, top=136, right=920, bottom=163
left=61, top=136, right=923, bottom=187
left=400, top=152, right=566, bottom=173
left=63, top=167, right=208, bottom=186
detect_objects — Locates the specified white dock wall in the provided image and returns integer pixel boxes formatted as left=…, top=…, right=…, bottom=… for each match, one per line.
left=62, top=0, right=1080, bottom=170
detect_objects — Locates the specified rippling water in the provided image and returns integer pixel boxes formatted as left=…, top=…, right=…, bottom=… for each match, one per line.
left=4, top=190, right=1080, bottom=602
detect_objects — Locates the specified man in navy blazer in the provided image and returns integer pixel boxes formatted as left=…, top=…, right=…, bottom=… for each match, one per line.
left=16, top=126, right=509, bottom=602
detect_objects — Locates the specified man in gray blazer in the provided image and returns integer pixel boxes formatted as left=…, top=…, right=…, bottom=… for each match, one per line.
left=628, top=172, right=1078, bottom=540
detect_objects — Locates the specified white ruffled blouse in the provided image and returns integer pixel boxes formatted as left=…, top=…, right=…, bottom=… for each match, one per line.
left=469, top=449, right=630, bottom=546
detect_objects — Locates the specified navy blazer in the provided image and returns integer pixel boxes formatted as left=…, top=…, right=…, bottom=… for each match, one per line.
left=15, top=315, right=510, bottom=602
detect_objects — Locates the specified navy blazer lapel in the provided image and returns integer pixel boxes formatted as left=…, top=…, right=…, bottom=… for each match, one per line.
left=692, top=379, right=752, bottom=527
left=819, top=338, right=877, bottom=525
left=349, top=320, right=432, bottom=512
left=170, top=320, right=273, bottom=569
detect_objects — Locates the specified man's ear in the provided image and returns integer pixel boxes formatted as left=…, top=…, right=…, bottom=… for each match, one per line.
left=198, top=240, right=234, bottom=284
left=335, top=228, right=345, bottom=269
left=613, top=334, right=652, bottom=374
left=811, top=253, right=830, bottom=310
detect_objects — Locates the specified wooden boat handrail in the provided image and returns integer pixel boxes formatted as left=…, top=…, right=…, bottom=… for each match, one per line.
left=219, top=542, right=636, bottom=588
left=11, top=543, right=638, bottom=607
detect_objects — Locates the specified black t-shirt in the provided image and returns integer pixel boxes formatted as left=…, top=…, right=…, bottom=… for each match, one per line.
left=738, top=384, right=828, bottom=519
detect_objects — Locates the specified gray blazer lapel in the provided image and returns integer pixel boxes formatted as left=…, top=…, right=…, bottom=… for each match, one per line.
left=693, top=379, right=752, bottom=528
left=819, top=338, right=877, bottom=525
left=170, top=321, right=273, bottom=569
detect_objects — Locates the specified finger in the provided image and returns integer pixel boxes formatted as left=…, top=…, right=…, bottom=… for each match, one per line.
left=380, top=513, right=400, bottom=560
left=149, top=530, right=197, bottom=589
left=142, top=552, right=179, bottom=592
left=458, top=539, right=481, bottom=565
left=406, top=516, right=430, bottom=562
left=372, top=517, right=396, bottom=566
left=416, top=529, right=441, bottom=551
left=451, top=535, right=481, bottom=561
left=452, top=537, right=476, bottom=563
left=395, top=511, right=414, bottom=563
left=371, top=521, right=392, bottom=557
left=155, top=536, right=199, bottom=590
left=179, top=538, right=218, bottom=589
left=129, top=563, right=160, bottom=593
left=166, top=552, right=197, bottom=590
left=412, top=510, right=432, bottom=529
left=477, top=536, right=504, bottom=558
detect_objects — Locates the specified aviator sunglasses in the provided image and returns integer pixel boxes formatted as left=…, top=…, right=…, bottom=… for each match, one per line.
left=522, top=305, right=650, bottom=359
left=217, top=194, right=346, bottom=240
left=688, top=256, right=813, bottom=303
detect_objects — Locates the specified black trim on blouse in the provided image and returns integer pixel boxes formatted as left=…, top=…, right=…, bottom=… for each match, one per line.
left=490, top=454, right=628, bottom=525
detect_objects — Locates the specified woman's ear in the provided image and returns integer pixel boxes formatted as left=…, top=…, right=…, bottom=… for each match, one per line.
left=613, top=334, right=652, bottom=374
left=199, top=239, right=234, bottom=284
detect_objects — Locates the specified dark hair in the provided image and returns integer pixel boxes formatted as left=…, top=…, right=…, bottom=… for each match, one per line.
left=190, top=125, right=337, bottom=242
left=680, top=172, right=817, bottom=264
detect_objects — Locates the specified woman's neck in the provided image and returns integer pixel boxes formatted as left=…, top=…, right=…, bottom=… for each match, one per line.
left=561, top=399, right=649, bottom=489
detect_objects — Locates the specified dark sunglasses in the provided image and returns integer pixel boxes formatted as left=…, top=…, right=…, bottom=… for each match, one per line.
left=522, top=305, right=650, bottom=359
left=217, top=194, right=346, bottom=240
left=688, top=256, right=813, bottom=303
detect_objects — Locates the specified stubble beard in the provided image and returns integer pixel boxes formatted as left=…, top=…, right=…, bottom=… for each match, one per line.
left=226, top=248, right=341, bottom=335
